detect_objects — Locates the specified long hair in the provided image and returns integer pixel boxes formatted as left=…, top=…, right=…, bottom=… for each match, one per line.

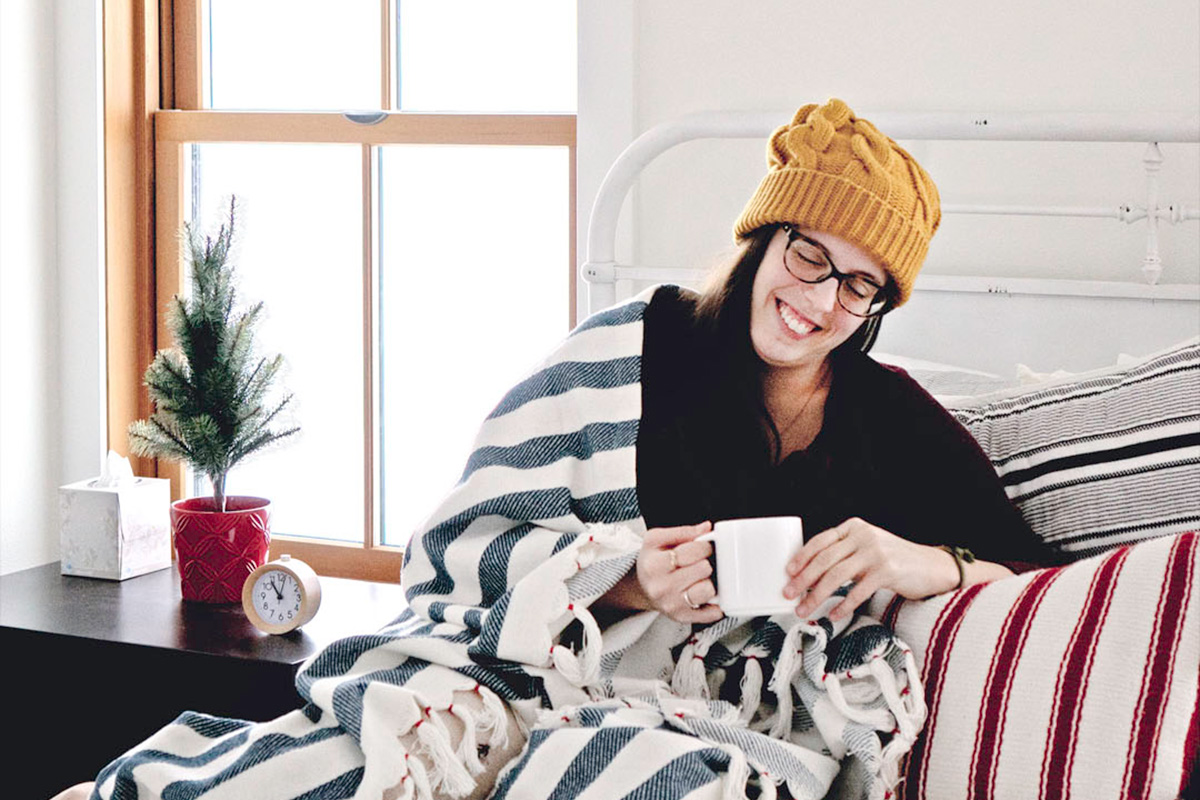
left=690, top=224, right=889, bottom=463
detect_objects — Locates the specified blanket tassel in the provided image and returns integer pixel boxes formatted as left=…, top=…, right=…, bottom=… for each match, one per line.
left=414, top=711, right=476, bottom=798
left=767, top=624, right=805, bottom=739
left=671, top=639, right=709, bottom=699
left=475, top=683, right=512, bottom=752
left=738, top=653, right=764, bottom=724
left=400, top=751, right=434, bottom=800
left=447, top=702, right=484, bottom=775
left=552, top=604, right=603, bottom=686
left=720, top=743, right=752, bottom=800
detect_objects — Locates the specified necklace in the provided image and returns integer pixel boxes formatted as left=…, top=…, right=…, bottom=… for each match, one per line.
left=770, top=362, right=832, bottom=457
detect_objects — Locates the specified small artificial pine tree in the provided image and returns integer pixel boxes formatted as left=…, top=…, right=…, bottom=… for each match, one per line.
left=129, top=198, right=298, bottom=512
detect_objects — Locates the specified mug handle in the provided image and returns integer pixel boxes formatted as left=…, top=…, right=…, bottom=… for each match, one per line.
left=693, top=531, right=720, bottom=607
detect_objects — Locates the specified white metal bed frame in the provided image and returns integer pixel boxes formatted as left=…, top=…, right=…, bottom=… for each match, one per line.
left=581, top=110, right=1200, bottom=318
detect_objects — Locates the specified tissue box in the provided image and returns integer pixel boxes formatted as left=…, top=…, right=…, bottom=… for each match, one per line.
left=59, top=477, right=172, bottom=580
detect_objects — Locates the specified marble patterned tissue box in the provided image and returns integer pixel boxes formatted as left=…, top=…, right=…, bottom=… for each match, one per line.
left=59, top=477, right=172, bottom=579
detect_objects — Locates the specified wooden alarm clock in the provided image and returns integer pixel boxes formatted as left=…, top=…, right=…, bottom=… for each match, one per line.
left=242, top=554, right=322, bottom=634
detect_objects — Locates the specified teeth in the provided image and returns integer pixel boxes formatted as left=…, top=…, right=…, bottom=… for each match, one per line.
left=778, top=301, right=814, bottom=335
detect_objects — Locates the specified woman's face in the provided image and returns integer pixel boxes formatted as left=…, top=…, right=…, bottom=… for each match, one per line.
left=749, top=226, right=889, bottom=374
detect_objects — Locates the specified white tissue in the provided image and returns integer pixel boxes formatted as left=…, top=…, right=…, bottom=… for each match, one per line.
left=95, top=450, right=137, bottom=487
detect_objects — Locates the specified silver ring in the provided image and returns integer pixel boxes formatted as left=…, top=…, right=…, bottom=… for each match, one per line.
left=668, top=549, right=678, bottom=571
left=682, top=587, right=702, bottom=610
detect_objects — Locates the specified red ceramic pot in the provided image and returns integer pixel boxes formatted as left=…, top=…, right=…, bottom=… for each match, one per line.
left=171, top=496, right=271, bottom=603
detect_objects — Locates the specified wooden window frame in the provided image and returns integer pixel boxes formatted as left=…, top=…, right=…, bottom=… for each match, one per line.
left=105, top=0, right=577, bottom=582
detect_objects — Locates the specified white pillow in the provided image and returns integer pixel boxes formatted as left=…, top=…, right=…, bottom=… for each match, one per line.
left=870, top=352, right=1014, bottom=400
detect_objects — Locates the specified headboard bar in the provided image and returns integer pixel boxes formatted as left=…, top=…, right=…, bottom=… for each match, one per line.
left=584, top=110, right=1200, bottom=315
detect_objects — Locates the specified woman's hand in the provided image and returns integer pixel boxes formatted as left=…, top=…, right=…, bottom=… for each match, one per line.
left=783, top=517, right=960, bottom=621
left=631, top=522, right=724, bottom=624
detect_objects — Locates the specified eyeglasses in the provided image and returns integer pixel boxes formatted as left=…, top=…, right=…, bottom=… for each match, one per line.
left=780, top=224, right=892, bottom=318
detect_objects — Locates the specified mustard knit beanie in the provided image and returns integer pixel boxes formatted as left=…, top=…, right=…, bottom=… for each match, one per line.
left=734, top=99, right=941, bottom=307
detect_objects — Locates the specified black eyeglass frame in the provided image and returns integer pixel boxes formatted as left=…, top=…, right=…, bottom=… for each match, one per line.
left=779, top=224, right=894, bottom=318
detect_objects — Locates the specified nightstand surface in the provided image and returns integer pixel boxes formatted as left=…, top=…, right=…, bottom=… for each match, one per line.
left=0, top=561, right=407, bottom=664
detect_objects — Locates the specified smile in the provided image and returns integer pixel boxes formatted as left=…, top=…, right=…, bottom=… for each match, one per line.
left=776, top=298, right=819, bottom=338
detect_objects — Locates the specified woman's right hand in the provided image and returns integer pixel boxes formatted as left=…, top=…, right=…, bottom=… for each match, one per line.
left=635, top=522, right=723, bottom=624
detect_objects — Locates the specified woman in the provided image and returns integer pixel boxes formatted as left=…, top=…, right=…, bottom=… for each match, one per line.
left=58, top=99, right=1043, bottom=800
left=601, top=99, right=1041, bottom=630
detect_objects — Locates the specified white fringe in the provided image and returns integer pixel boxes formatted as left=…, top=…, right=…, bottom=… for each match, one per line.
left=551, top=603, right=603, bottom=685
left=738, top=653, right=764, bottom=724
left=671, top=637, right=709, bottom=699
left=447, top=702, right=484, bottom=775
left=475, top=683, right=512, bottom=752
left=413, top=711, right=476, bottom=798
left=767, top=624, right=806, bottom=739
left=720, top=743, right=752, bottom=800
left=406, top=751, right=434, bottom=800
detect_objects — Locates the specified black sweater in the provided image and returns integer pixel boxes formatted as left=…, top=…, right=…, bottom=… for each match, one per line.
left=635, top=285, right=1048, bottom=569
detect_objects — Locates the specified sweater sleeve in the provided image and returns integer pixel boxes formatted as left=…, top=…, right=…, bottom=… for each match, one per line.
left=849, top=357, right=1054, bottom=572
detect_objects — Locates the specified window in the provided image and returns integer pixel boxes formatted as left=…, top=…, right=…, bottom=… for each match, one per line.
left=109, top=0, right=576, bottom=580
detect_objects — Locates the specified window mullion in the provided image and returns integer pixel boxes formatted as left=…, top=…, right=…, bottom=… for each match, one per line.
left=363, top=143, right=381, bottom=549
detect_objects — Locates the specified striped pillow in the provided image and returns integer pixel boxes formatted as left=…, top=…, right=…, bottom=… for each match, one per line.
left=868, top=531, right=1199, bottom=800
left=946, top=339, right=1200, bottom=560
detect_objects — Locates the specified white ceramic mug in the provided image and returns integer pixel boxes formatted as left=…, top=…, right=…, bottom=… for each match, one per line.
left=696, top=516, right=805, bottom=616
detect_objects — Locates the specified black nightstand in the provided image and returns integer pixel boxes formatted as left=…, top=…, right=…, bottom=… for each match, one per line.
left=0, top=561, right=407, bottom=799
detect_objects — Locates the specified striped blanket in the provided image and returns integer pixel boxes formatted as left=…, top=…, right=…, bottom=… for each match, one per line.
left=92, top=287, right=925, bottom=800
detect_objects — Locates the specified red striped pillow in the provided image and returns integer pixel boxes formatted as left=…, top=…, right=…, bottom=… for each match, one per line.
left=868, top=531, right=1200, bottom=800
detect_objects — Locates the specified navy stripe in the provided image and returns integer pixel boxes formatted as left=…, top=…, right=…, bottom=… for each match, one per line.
left=451, top=661, right=547, bottom=703
left=990, top=413, right=1200, bottom=467
left=407, top=487, right=579, bottom=601
left=479, top=523, right=535, bottom=606
left=623, top=747, right=730, bottom=800
left=326, top=658, right=442, bottom=737
left=1001, top=432, right=1200, bottom=486
left=177, top=714, right=252, bottom=739
left=487, top=357, right=641, bottom=420
left=490, top=728, right=554, bottom=800
left=1010, top=455, right=1200, bottom=504
left=572, top=487, right=641, bottom=524
left=290, top=767, right=364, bottom=800
left=469, top=590, right=513, bottom=658
left=408, top=485, right=641, bottom=603
left=462, top=420, right=639, bottom=480
left=297, top=634, right=402, bottom=682
left=547, top=726, right=645, bottom=800
left=155, top=726, right=352, bottom=800
left=1053, top=514, right=1200, bottom=547
left=571, top=300, right=648, bottom=336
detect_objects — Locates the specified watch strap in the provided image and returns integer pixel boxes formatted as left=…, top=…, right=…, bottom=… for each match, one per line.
left=939, top=545, right=976, bottom=591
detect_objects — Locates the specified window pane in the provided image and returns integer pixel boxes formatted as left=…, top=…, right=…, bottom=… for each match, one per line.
left=205, top=0, right=381, bottom=110
left=190, top=143, right=365, bottom=542
left=379, top=145, right=569, bottom=545
left=398, top=0, right=576, bottom=112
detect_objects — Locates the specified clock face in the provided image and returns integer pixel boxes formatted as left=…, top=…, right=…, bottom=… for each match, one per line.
left=250, top=570, right=304, bottom=628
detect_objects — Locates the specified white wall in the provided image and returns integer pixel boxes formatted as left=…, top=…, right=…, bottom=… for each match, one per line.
left=577, top=0, right=1200, bottom=314
left=0, top=0, right=105, bottom=576
left=1, top=0, right=60, bottom=574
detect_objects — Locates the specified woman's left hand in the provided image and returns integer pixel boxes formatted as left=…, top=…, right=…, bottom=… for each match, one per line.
left=783, top=517, right=956, bottom=621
